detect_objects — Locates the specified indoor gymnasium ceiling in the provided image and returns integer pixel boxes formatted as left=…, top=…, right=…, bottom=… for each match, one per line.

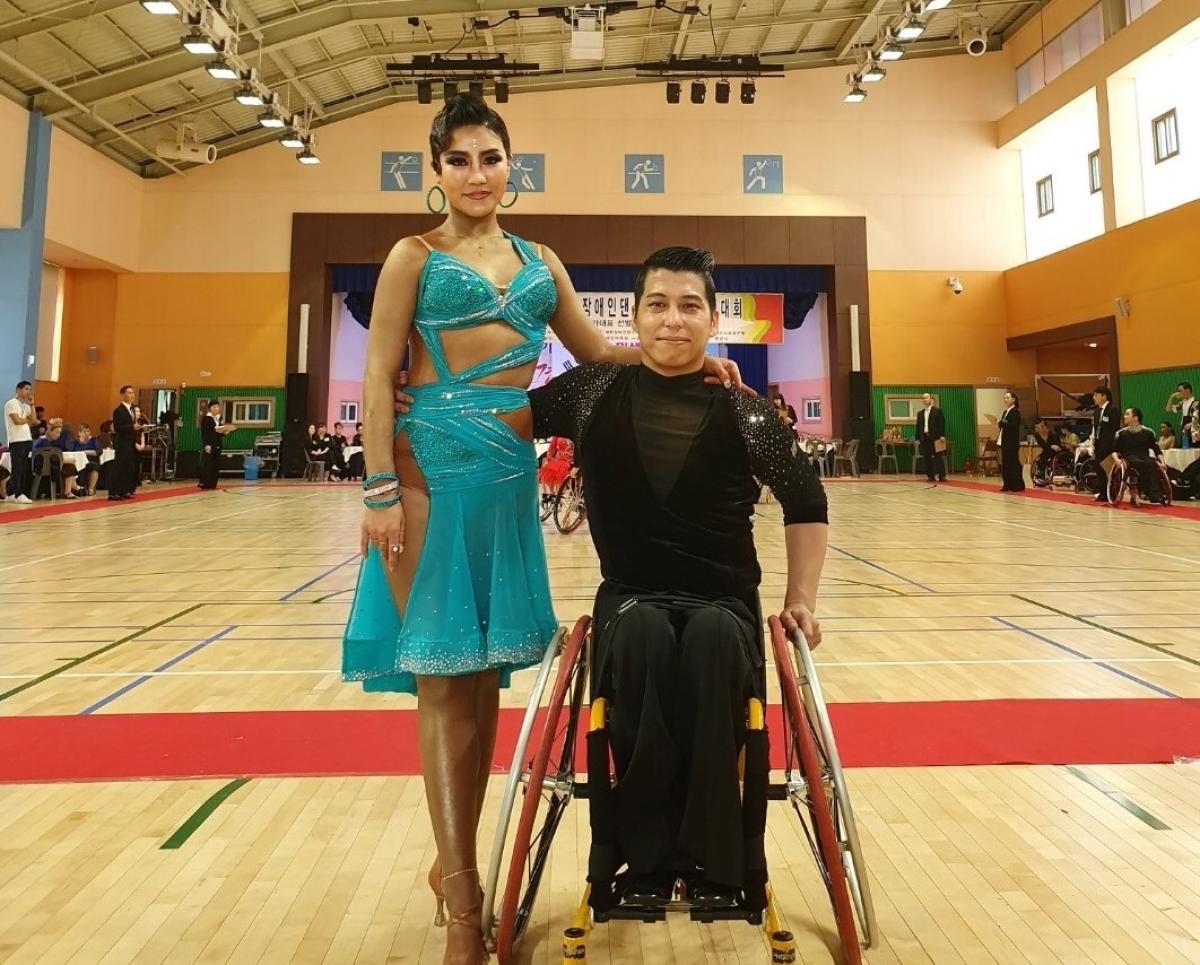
left=0, top=0, right=1040, bottom=177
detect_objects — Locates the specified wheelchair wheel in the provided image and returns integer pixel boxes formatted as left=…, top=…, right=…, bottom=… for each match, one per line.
left=1031, top=454, right=1051, bottom=488
left=1049, top=450, right=1074, bottom=485
left=553, top=474, right=586, bottom=534
left=1157, top=462, right=1173, bottom=506
left=493, top=617, right=589, bottom=964
left=1107, top=463, right=1126, bottom=505
left=770, top=617, right=863, bottom=965
left=1076, top=457, right=1100, bottom=494
left=538, top=488, right=554, bottom=522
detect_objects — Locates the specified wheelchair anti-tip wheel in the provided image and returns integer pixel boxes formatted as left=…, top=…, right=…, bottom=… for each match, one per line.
left=771, top=615, right=869, bottom=964
left=490, top=617, right=589, bottom=964
left=553, top=474, right=587, bottom=534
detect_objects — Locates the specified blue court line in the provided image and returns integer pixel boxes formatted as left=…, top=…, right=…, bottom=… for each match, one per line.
left=279, top=554, right=360, bottom=601
left=827, top=545, right=936, bottom=593
left=79, top=626, right=237, bottom=715
left=991, top=618, right=1178, bottom=698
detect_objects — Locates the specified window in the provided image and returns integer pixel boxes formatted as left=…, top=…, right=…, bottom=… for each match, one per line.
left=884, top=395, right=938, bottom=423
left=1015, top=4, right=1103, bottom=103
left=1152, top=109, right=1179, bottom=163
left=803, top=399, right=822, bottom=422
left=1088, top=150, right=1101, bottom=193
left=1036, top=175, right=1055, bottom=216
left=1126, top=0, right=1160, bottom=24
left=339, top=401, right=360, bottom=423
left=223, top=398, right=274, bottom=426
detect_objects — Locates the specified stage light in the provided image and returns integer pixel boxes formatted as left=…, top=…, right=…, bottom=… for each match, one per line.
left=416, top=80, right=432, bottom=104
left=666, top=80, right=681, bottom=104
left=690, top=80, right=706, bottom=104
left=258, top=109, right=287, bottom=129
left=469, top=80, right=484, bottom=98
left=878, top=39, right=904, bottom=60
left=715, top=79, right=730, bottom=103
left=235, top=85, right=264, bottom=106
left=740, top=80, right=756, bottom=104
left=206, top=59, right=238, bottom=80
left=926, top=0, right=952, bottom=9
left=844, top=84, right=866, bottom=103
left=443, top=80, right=458, bottom=101
left=297, top=147, right=320, bottom=165
left=140, top=0, right=178, bottom=13
left=861, top=60, right=886, bottom=82
left=181, top=29, right=218, bottom=55
left=279, top=129, right=305, bottom=149
left=495, top=81, right=509, bottom=103
left=896, top=16, right=926, bottom=39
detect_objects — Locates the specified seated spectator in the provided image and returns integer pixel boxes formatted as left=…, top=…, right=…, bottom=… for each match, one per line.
left=98, top=419, right=114, bottom=449
left=308, top=423, right=343, bottom=481
left=0, top=456, right=8, bottom=502
left=351, top=422, right=364, bottom=447
left=1158, top=422, right=1177, bottom=451
left=33, top=405, right=47, bottom=439
left=69, top=423, right=102, bottom=496
left=32, top=424, right=83, bottom=498
left=1114, top=407, right=1166, bottom=505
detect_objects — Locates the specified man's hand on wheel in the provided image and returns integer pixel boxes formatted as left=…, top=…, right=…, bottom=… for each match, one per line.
left=780, top=601, right=822, bottom=650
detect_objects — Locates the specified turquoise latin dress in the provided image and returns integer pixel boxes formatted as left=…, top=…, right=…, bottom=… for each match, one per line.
left=342, top=234, right=560, bottom=694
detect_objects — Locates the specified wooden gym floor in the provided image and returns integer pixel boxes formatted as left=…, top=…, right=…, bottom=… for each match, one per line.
left=1, top=479, right=1199, bottom=964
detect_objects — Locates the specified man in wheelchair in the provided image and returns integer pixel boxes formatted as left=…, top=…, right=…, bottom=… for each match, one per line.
left=527, top=247, right=830, bottom=914
left=1112, top=406, right=1168, bottom=505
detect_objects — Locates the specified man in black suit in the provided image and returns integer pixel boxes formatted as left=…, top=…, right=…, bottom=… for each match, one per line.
left=109, top=384, right=138, bottom=501
left=997, top=390, right=1025, bottom=492
left=1091, top=385, right=1118, bottom=501
left=915, top=392, right=947, bottom=482
left=198, top=400, right=233, bottom=490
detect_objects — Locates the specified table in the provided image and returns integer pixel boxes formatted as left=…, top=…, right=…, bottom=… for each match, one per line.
left=1164, top=448, right=1200, bottom=472
left=2, top=449, right=95, bottom=472
left=875, top=439, right=954, bottom=476
left=343, top=446, right=363, bottom=462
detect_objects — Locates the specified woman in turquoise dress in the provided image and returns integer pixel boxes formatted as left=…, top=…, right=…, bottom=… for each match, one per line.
left=343, top=94, right=739, bottom=964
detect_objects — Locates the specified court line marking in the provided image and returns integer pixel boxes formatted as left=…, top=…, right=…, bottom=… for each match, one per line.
left=1062, top=765, right=1171, bottom=831
left=160, top=779, right=250, bottom=850
left=0, top=491, right=326, bottom=574
left=825, top=544, right=935, bottom=593
left=279, top=554, right=360, bottom=601
left=993, top=617, right=1178, bottom=698
left=79, top=626, right=238, bottom=715
left=0, top=604, right=205, bottom=704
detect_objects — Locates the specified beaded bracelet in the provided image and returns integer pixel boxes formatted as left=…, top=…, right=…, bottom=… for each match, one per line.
left=363, top=480, right=400, bottom=500
left=364, top=494, right=401, bottom=510
left=363, top=471, right=399, bottom=490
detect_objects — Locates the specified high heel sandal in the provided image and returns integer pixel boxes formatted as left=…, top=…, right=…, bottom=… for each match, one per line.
left=441, top=868, right=489, bottom=963
left=428, top=861, right=446, bottom=927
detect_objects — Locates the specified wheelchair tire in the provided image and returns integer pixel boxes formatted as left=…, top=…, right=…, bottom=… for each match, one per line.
left=777, top=618, right=877, bottom=949
left=1156, top=462, right=1173, bottom=507
left=1076, top=457, right=1100, bottom=494
left=1107, top=463, right=1126, bottom=505
left=1031, top=454, right=1051, bottom=488
left=553, top=474, right=586, bottom=534
left=771, top=617, right=863, bottom=965
left=494, top=617, right=590, bottom=964
left=539, top=489, right=554, bottom=522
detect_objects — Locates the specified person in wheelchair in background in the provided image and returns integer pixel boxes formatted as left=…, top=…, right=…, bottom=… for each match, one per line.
left=1031, top=419, right=1068, bottom=487
left=527, top=247, right=830, bottom=913
left=1112, top=407, right=1168, bottom=505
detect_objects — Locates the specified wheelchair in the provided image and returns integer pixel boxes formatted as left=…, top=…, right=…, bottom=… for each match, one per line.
left=480, top=612, right=877, bottom=964
left=1106, top=458, right=1172, bottom=507
left=1031, top=449, right=1075, bottom=489
left=540, top=471, right=587, bottom=533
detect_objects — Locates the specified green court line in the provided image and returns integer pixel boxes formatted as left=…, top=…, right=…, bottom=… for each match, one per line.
left=160, top=779, right=250, bottom=850
left=0, top=604, right=204, bottom=704
left=1013, top=595, right=1200, bottom=670
left=1062, top=766, right=1171, bottom=830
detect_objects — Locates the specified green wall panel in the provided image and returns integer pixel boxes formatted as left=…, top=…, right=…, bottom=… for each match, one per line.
left=178, top=386, right=286, bottom=452
left=871, top=385, right=976, bottom=472
left=1118, top=366, right=1200, bottom=438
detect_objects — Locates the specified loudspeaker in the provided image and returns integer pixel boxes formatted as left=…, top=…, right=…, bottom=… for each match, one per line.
left=175, top=449, right=200, bottom=480
left=846, top=417, right=877, bottom=473
left=280, top=417, right=309, bottom=478
left=286, top=372, right=310, bottom=423
left=849, top=371, right=871, bottom=421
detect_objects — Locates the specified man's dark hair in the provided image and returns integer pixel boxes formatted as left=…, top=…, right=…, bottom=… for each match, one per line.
left=356, top=422, right=363, bottom=430
left=1129, top=406, right=1143, bottom=422
left=316, top=422, right=326, bottom=430
left=633, top=246, right=717, bottom=312
left=1180, top=382, right=1193, bottom=393
left=16, top=380, right=31, bottom=391
left=119, top=384, right=133, bottom=393
left=1094, top=385, right=1112, bottom=401
left=34, top=405, right=44, bottom=414
left=429, top=93, right=511, bottom=173
left=208, top=399, right=221, bottom=408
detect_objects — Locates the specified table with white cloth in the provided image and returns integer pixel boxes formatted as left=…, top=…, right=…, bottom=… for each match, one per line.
left=2, top=449, right=95, bottom=472
left=101, top=447, right=115, bottom=465
left=343, top=446, right=363, bottom=462
left=1164, top=448, right=1200, bottom=472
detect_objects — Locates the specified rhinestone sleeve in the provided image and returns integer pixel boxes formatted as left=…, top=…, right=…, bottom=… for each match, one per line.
left=730, top=393, right=829, bottom=526
left=529, top=362, right=624, bottom=443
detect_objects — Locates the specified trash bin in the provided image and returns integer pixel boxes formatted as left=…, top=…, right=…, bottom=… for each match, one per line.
left=243, top=454, right=262, bottom=481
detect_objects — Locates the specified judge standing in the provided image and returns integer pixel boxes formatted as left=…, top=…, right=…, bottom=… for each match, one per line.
left=109, top=385, right=138, bottom=501
left=997, top=390, right=1025, bottom=492
left=1091, top=385, right=1118, bottom=501
left=199, top=400, right=234, bottom=490
left=915, top=392, right=947, bottom=482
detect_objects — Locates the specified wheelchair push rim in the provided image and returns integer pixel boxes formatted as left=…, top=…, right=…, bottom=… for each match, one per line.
left=1107, top=464, right=1126, bottom=505
left=1157, top=462, right=1173, bottom=506
left=770, top=616, right=864, bottom=964
left=553, top=475, right=586, bottom=534
left=494, top=616, right=590, bottom=964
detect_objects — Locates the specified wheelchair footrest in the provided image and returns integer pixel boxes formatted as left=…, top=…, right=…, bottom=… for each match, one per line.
left=593, top=901, right=763, bottom=925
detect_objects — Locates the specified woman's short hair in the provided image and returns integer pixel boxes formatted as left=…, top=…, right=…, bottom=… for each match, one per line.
left=428, top=93, right=512, bottom=173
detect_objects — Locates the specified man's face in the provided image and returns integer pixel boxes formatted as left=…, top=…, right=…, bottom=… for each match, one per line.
left=633, top=269, right=718, bottom=375
left=79, top=428, right=92, bottom=442
left=1122, top=408, right=1138, bottom=427
left=316, top=425, right=326, bottom=435
left=46, top=426, right=62, bottom=442
left=122, top=387, right=135, bottom=404
left=16, top=385, right=31, bottom=401
left=922, top=394, right=932, bottom=408
left=1180, top=385, right=1193, bottom=399
left=1093, top=392, right=1105, bottom=407
left=209, top=405, right=221, bottom=418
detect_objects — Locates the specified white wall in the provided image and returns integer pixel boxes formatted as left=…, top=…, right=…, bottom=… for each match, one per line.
left=1135, top=35, right=1200, bottom=218
left=1018, top=91, right=1105, bottom=260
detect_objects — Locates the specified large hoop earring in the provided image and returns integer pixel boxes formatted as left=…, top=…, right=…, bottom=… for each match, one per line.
left=425, top=185, right=446, bottom=214
left=499, top=179, right=519, bottom=209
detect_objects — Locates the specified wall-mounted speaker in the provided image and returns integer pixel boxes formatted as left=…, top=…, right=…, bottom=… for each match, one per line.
left=87, top=346, right=99, bottom=364
left=286, top=372, right=310, bottom=423
left=849, top=371, right=871, bottom=421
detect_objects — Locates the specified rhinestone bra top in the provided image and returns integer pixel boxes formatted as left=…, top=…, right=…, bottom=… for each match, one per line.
left=413, top=233, right=559, bottom=385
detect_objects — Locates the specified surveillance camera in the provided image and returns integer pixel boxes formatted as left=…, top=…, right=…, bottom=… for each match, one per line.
left=948, top=276, right=963, bottom=295
left=960, top=23, right=988, bottom=56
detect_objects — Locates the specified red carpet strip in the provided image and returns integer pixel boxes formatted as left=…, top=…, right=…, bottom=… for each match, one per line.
left=0, top=486, right=209, bottom=524
left=3, top=699, right=1199, bottom=783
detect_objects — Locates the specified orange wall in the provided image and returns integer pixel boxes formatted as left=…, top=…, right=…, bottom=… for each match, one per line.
left=869, top=270, right=1036, bottom=385
left=1005, top=198, right=1200, bottom=371
left=35, top=271, right=118, bottom=425
left=1034, top=344, right=1111, bottom=374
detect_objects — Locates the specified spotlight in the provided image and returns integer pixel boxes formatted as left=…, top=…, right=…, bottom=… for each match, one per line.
left=878, top=39, right=904, bottom=60
left=844, top=84, right=867, bottom=103
left=666, top=80, right=681, bottom=104
left=469, top=80, right=484, bottom=98
left=181, top=29, right=218, bottom=55
left=925, top=0, right=952, bottom=8
left=690, top=80, right=706, bottom=104
left=740, top=80, right=756, bottom=104
left=495, top=81, right=509, bottom=103
left=715, top=79, right=730, bottom=103
left=861, top=60, right=886, bottom=82
left=896, top=16, right=926, bottom=40
left=258, top=110, right=287, bottom=129
left=235, top=85, right=264, bottom=106
left=416, top=80, right=432, bottom=104
left=443, top=80, right=458, bottom=101
left=279, top=129, right=305, bottom=149
left=205, top=59, right=238, bottom=80
left=297, top=147, right=320, bottom=165
left=140, top=0, right=178, bottom=12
